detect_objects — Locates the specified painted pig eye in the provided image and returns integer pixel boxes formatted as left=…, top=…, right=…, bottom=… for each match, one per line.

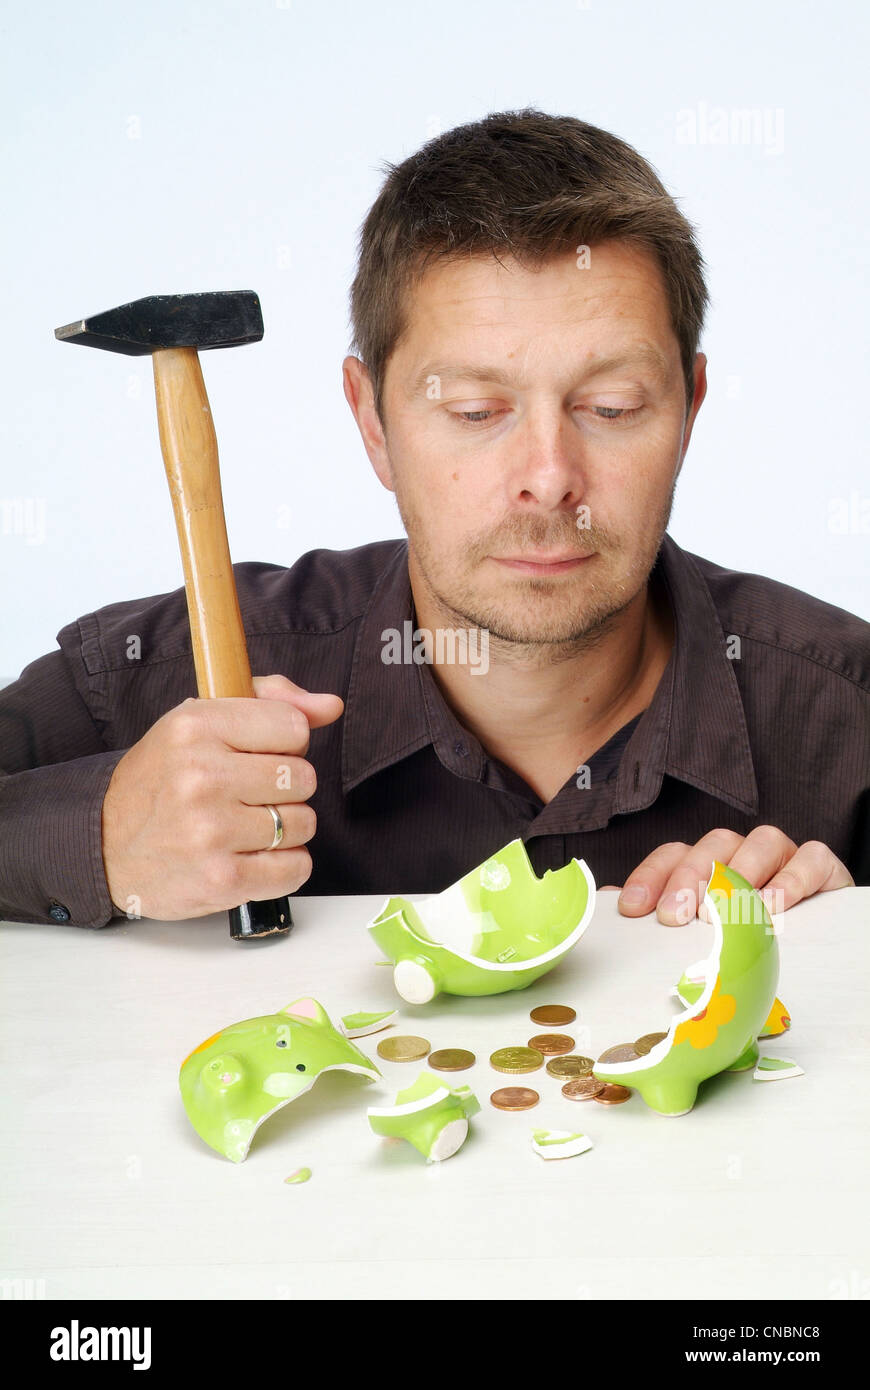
left=296, top=1064, right=306, bottom=1072
left=276, top=1039, right=288, bottom=1048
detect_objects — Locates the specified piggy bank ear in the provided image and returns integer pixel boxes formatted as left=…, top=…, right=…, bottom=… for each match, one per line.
left=200, top=1052, right=246, bottom=1093
left=282, top=998, right=331, bottom=1025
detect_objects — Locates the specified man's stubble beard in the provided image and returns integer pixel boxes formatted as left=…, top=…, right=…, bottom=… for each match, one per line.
left=394, top=473, right=677, bottom=663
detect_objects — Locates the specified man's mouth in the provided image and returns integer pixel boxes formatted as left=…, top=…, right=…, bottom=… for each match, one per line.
left=490, top=553, right=595, bottom=576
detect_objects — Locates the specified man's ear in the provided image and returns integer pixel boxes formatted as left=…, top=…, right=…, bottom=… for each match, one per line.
left=342, top=355, right=395, bottom=491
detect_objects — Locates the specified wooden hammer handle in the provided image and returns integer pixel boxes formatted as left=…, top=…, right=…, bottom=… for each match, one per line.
left=152, top=346, right=290, bottom=939
left=152, top=347, right=253, bottom=699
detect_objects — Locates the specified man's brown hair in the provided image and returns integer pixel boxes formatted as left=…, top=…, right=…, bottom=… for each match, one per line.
left=348, top=107, right=709, bottom=423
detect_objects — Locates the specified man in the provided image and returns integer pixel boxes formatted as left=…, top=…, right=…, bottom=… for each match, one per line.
left=0, top=108, right=866, bottom=929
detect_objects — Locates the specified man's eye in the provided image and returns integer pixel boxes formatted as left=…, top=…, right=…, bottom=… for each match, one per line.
left=451, top=405, right=644, bottom=427
left=590, top=406, right=643, bottom=422
left=454, top=409, right=501, bottom=424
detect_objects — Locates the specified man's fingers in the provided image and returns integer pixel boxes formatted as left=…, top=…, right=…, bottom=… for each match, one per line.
left=618, top=829, right=744, bottom=923
left=617, top=841, right=691, bottom=916
left=759, top=840, right=854, bottom=913
left=252, top=674, right=344, bottom=728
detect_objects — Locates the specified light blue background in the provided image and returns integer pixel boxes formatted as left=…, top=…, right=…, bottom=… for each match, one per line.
left=1, top=0, right=867, bottom=678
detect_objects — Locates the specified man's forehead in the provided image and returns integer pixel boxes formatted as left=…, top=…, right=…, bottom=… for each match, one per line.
left=395, top=244, right=675, bottom=389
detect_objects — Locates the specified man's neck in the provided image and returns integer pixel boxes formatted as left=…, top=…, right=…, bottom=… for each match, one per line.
left=410, top=563, right=675, bottom=804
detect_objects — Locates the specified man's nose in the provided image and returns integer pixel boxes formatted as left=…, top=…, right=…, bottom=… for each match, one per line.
left=508, top=405, right=588, bottom=509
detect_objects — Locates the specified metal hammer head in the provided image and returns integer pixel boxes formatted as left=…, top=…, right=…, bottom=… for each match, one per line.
left=55, top=291, right=263, bottom=356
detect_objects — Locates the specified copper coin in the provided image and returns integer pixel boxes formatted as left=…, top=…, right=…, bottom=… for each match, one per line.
left=597, top=1043, right=640, bottom=1064
left=377, top=1035, right=431, bottom=1062
left=530, top=1004, right=577, bottom=1026
left=561, top=1078, right=606, bottom=1101
left=594, top=1084, right=633, bottom=1105
left=490, top=1086, right=540, bottom=1111
left=490, top=1046, right=544, bottom=1073
left=428, top=1048, right=476, bottom=1071
left=634, top=1031, right=668, bottom=1055
left=528, top=1033, right=575, bottom=1056
left=546, top=1055, right=595, bottom=1079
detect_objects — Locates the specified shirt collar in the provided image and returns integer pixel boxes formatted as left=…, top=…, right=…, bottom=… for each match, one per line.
left=341, top=532, right=759, bottom=817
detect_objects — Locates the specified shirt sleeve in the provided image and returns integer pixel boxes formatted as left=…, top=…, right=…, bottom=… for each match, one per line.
left=0, top=648, right=128, bottom=927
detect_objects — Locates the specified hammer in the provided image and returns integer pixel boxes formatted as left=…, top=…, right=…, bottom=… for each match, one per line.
left=55, top=291, right=292, bottom=940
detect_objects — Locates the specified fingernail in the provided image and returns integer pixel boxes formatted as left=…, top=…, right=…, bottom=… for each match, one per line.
left=659, top=892, right=678, bottom=914
left=619, top=885, right=648, bottom=907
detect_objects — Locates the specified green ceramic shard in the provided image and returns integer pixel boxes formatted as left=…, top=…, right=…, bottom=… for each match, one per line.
left=531, top=1129, right=594, bottom=1159
left=594, top=862, right=780, bottom=1116
left=284, top=1167, right=312, bottom=1184
left=367, top=837, right=596, bottom=1002
left=753, top=1056, right=804, bottom=1081
left=340, top=1009, right=398, bottom=1038
left=179, top=997, right=381, bottom=1162
left=367, top=1071, right=480, bottom=1161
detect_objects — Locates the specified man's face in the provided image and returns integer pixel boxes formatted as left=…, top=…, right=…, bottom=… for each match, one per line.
left=350, top=240, right=705, bottom=646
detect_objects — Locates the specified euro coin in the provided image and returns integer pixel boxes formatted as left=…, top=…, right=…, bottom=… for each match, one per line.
left=490, top=1046, right=544, bottom=1073
left=594, top=1084, right=633, bottom=1105
left=561, top=1078, right=605, bottom=1101
left=377, top=1035, right=431, bottom=1062
left=634, top=1031, right=668, bottom=1055
left=546, top=1055, right=595, bottom=1079
left=528, top=1033, right=575, bottom=1056
left=597, top=1043, right=640, bottom=1064
left=428, top=1048, right=476, bottom=1071
left=529, top=1004, right=577, bottom=1026
left=490, top=1086, right=540, bottom=1111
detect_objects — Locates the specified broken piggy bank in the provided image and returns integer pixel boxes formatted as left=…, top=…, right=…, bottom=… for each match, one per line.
left=367, top=837, right=597, bottom=1003
left=593, top=861, right=779, bottom=1116
left=179, top=997, right=381, bottom=1162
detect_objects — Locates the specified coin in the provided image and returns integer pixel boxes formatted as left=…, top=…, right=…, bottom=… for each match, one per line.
left=530, top=1004, right=577, bottom=1026
left=561, top=1078, right=605, bottom=1101
left=428, top=1048, right=476, bottom=1071
left=634, top=1031, right=668, bottom=1055
left=528, top=1033, right=575, bottom=1056
left=545, top=1055, right=595, bottom=1079
left=490, top=1086, right=540, bottom=1111
left=597, top=1043, right=640, bottom=1064
left=594, top=1084, right=633, bottom=1105
left=490, top=1046, right=544, bottom=1073
left=377, top=1035, right=431, bottom=1062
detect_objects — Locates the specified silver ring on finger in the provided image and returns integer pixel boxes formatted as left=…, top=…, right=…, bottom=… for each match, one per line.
left=264, top=804, right=284, bottom=851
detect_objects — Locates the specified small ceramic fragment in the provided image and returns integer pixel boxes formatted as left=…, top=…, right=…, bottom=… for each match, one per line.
left=340, top=1009, right=398, bottom=1038
left=757, top=998, right=792, bottom=1039
left=531, top=1129, right=594, bottom=1159
left=753, top=1056, right=804, bottom=1081
left=284, top=1167, right=312, bottom=1184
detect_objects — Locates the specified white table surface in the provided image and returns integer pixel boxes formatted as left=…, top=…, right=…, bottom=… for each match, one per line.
left=1, top=885, right=868, bottom=1301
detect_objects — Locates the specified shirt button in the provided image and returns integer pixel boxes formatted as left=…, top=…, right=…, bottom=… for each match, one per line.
left=453, top=740, right=468, bottom=757
left=48, top=902, right=71, bottom=922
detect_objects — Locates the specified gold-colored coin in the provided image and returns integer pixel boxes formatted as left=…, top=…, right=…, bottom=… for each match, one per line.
left=597, top=1043, right=640, bottom=1064
left=490, top=1046, right=544, bottom=1074
left=594, top=1083, right=633, bottom=1105
left=490, top=1086, right=540, bottom=1111
left=561, top=1077, right=605, bottom=1101
left=529, top=1004, right=577, bottom=1026
left=634, top=1031, right=668, bottom=1055
left=428, top=1048, right=476, bottom=1071
left=377, top=1035, right=431, bottom=1062
left=546, top=1055, right=595, bottom=1079
left=528, top=1033, right=575, bottom=1056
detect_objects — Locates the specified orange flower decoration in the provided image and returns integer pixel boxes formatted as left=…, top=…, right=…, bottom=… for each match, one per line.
left=673, top=974, right=736, bottom=1050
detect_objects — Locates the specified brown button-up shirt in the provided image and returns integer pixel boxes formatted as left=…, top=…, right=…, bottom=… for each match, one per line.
left=1, top=532, right=868, bottom=926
